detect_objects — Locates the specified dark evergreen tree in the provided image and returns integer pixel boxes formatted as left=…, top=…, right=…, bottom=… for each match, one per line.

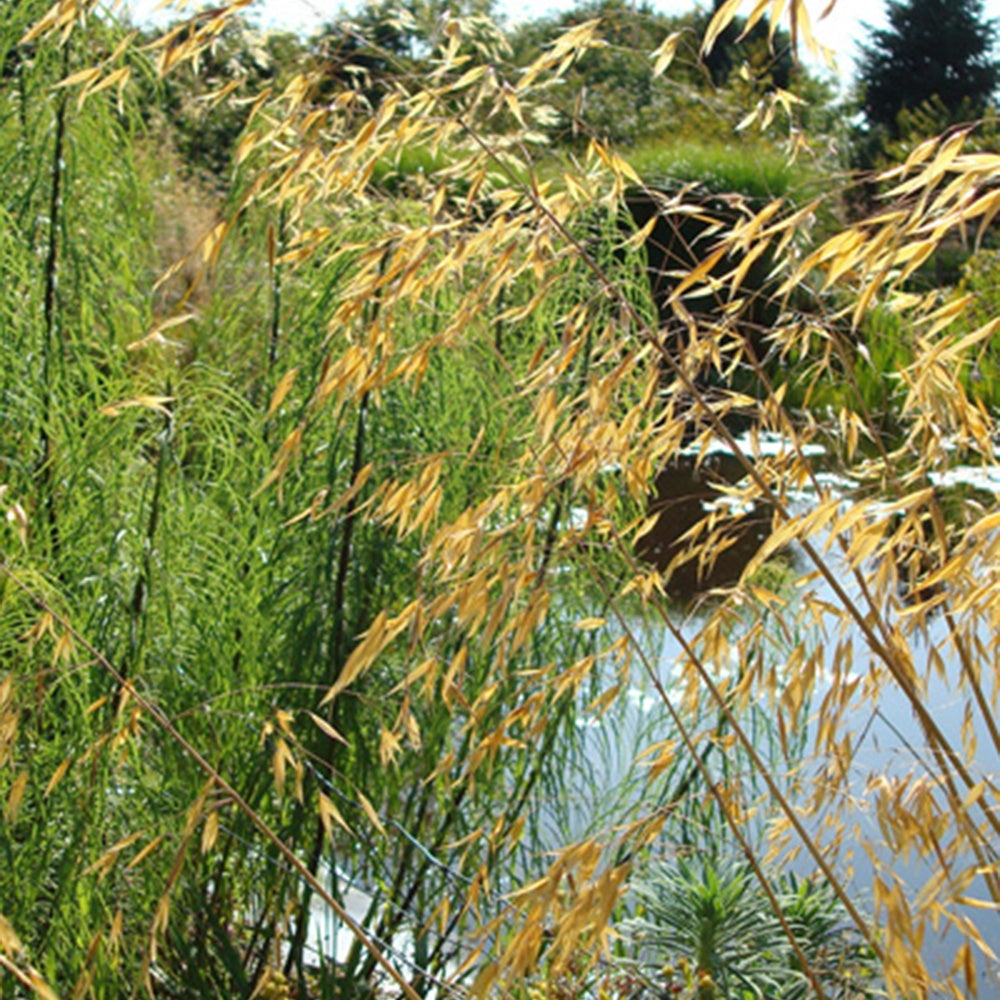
left=857, top=0, right=999, bottom=134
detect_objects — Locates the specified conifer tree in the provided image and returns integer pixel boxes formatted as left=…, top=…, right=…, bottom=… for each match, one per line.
left=857, top=0, right=999, bottom=133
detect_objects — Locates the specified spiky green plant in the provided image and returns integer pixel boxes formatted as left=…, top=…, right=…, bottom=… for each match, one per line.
left=628, top=859, right=879, bottom=1000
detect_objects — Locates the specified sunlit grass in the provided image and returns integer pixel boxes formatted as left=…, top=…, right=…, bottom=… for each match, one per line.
left=3, top=4, right=1000, bottom=1000
left=625, top=137, right=805, bottom=199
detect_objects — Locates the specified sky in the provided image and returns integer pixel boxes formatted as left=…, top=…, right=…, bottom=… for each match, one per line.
left=122, top=0, right=1000, bottom=88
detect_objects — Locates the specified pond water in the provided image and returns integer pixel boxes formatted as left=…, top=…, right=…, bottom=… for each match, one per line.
left=304, top=434, right=1000, bottom=997
left=589, top=435, right=1000, bottom=997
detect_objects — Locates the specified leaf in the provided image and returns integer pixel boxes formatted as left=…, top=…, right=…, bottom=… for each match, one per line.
left=200, top=220, right=230, bottom=267
left=0, top=912, right=23, bottom=955
left=80, top=66, right=130, bottom=108
left=5, top=501, right=28, bottom=547
left=968, top=509, right=1000, bottom=537
left=44, top=759, right=71, bottom=798
left=99, top=395, right=174, bottom=418
left=388, top=657, right=438, bottom=696
left=24, top=969, right=59, bottom=1000
left=379, top=727, right=402, bottom=766
left=126, top=313, right=197, bottom=352
left=85, top=831, right=145, bottom=880
left=701, top=0, right=744, bottom=55
left=201, top=811, right=220, bottom=854
left=851, top=277, right=882, bottom=331
left=650, top=31, right=682, bottom=77
left=622, top=213, right=658, bottom=251
left=4, top=772, right=28, bottom=823
left=55, top=67, right=100, bottom=90
left=306, top=711, right=349, bottom=745
left=318, top=792, right=354, bottom=838
left=668, top=245, right=728, bottom=303
left=356, top=790, right=387, bottom=837
left=266, top=367, right=300, bottom=419
left=126, top=836, right=164, bottom=871
left=320, top=608, right=412, bottom=705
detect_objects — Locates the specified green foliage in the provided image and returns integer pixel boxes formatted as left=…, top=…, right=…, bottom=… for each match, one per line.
left=628, top=858, right=878, bottom=1000
left=948, top=246, right=1000, bottom=403
left=506, top=0, right=821, bottom=149
left=136, top=17, right=306, bottom=181
left=7, top=3, right=1000, bottom=1000
left=0, top=17, right=654, bottom=991
left=856, top=0, right=1000, bottom=136
left=626, top=138, right=803, bottom=198
left=697, top=0, right=794, bottom=90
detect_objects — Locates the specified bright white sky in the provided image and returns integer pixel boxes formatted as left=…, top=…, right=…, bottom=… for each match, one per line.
left=122, top=0, right=1000, bottom=87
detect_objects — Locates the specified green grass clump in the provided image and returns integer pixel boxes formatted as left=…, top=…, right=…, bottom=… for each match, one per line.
left=626, top=138, right=803, bottom=200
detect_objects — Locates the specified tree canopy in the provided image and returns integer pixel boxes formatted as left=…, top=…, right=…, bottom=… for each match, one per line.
left=857, top=0, right=1000, bottom=133
left=506, top=0, right=811, bottom=147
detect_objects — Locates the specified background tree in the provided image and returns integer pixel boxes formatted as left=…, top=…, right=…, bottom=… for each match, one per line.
left=137, top=16, right=305, bottom=182
left=507, top=0, right=815, bottom=148
left=856, top=0, right=1000, bottom=135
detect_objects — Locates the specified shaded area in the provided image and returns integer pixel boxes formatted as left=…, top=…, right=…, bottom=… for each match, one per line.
left=636, top=454, right=772, bottom=600
left=624, top=185, right=779, bottom=375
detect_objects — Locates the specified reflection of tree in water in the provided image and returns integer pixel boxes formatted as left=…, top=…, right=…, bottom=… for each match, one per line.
left=624, top=182, right=787, bottom=602
left=637, top=454, right=772, bottom=601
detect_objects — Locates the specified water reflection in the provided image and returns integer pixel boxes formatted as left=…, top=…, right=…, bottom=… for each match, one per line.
left=619, top=441, right=1000, bottom=992
left=636, top=452, right=772, bottom=600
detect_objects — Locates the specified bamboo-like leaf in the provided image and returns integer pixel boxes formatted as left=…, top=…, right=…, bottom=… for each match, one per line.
left=0, top=912, right=23, bottom=955
left=266, top=367, right=300, bottom=419
left=44, top=759, right=71, bottom=798
left=200, top=812, right=220, bottom=855
left=4, top=772, right=28, bottom=824
left=85, top=831, right=145, bottom=880
left=55, top=66, right=100, bottom=89
left=126, top=836, right=164, bottom=871
left=79, top=66, right=130, bottom=108
left=356, top=790, right=387, bottom=837
left=306, top=711, right=349, bottom=745
left=318, top=792, right=354, bottom=838
left=701, top=0, right=744, bottom=54
left=99, top=395, right=174, bottom=418
left=650, top=31, right=682, bottom=77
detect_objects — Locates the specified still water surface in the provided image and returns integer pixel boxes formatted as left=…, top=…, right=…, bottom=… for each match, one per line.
left=579, top=438, right=1000, bottom=997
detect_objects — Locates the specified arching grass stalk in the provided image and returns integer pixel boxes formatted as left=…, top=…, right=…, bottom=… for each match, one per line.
left=469, top=117, right=1000, bottom=870
left=727, top=303, right=1000, bottom=910
left=268, top=204, right=287, bottom=376
left=284, top=243, right=391, bottom=982
left=421, top=134, right=890, bottom=984
left=507, top=176, right=997, bottom=990
left=115, top=391, right=172, bottom=714
left=16, top=4, right=1000, bottom=995
left=490, top=305, right=876, bottom=989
